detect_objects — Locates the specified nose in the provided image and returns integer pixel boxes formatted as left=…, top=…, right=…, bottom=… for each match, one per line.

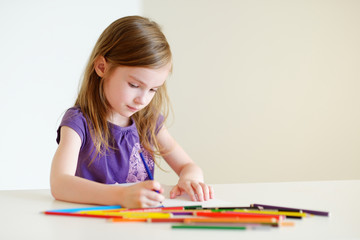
left=134, top=92, right=147, bottom=105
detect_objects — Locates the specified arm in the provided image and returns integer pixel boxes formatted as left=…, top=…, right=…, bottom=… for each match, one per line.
left=156, top=126, right=214, bottom=201
left=50, top=126, right=164, bottom=208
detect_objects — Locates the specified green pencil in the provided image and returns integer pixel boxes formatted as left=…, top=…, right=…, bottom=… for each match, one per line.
left=172, top=224, right=246, bottom=230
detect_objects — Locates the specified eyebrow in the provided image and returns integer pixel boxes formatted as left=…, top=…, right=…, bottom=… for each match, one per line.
left=129, top=75, right=163, bottom=89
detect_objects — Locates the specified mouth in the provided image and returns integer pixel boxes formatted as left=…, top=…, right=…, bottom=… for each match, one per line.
left=127, top=105, right=139, bottom=112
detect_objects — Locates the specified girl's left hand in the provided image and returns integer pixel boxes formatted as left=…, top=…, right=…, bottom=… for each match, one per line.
left=169, top=179, right=214, bottom=202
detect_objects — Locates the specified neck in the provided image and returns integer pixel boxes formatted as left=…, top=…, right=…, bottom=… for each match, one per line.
left=107, top=113, right=131, bottom=127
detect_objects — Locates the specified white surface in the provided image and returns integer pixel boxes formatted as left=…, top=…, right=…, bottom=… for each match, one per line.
left=1, top=180, right=359, bottom=239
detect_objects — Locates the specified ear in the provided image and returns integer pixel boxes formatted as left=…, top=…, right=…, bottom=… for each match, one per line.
left=94, top=56, right=107, bottom=77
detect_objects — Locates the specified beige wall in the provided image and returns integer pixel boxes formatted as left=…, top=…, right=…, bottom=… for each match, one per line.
left=144, top=0, right=360, bottom=184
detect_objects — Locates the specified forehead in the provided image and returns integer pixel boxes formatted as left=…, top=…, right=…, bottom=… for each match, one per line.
left=115, top=64, right=171, bottom=87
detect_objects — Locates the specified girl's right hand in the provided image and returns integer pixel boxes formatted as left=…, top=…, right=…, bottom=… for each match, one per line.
left=119, top=180, right=165, bottom=208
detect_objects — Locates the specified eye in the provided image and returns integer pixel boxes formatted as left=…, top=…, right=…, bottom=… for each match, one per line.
left=128, top=83, right=139, bottom=88
left=150, top=88, right=158, bottom=93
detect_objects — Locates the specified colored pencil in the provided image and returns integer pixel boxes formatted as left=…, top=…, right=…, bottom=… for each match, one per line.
left=183, top=217, right=279, bottom=225
left=83, top=210, right=196, bottom=216
left=139, top=150, right=161, bottom=194
left=180, top=222, right=273, bottom=227
left=172, top=224, right=247, bottom=230
left=79, top=211, right=172, bottom=219
left=43, top=211, right=122, bottom=219
left=44, top=205, right=122, bottom=213
left=194, top=211, right=284, bottom=220
left=168, top=212, right=193, bottom=216
left=183, top=205, right=203, bottom=209
left=113, top=218, right=283, bottom=225
left=203, top=207, right=259, bottom=211
left=131, top=206, right=185, bottom=211
left=172, top=222, right=280, bottom=230
left=110, top=218, right=147, bottom=222
left=139, top=151, right=154, bottom=180
left=251, top=204, right=330, bottom=217
left=208, top=207, right=302, bottom=213
left=233, top=209, right=307, bottom=218
left=148, top=218, right=187, bottom=223
left=111, top=218, right=186, bottom=223
left=84, top=206, right=185, bottom=213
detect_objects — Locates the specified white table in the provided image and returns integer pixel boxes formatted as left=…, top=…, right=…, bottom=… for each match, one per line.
left=1, top=180, right=359, bottom=240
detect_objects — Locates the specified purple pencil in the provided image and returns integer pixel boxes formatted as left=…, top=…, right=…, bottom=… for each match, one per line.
left=251, top=203, right=330, bottom=217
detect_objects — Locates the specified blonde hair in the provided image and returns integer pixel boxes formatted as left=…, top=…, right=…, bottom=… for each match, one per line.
left=75, top=16, right=172, bottom=163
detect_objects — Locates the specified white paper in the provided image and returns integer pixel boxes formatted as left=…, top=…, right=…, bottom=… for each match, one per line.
left=160, top=185, right=232, bottom=207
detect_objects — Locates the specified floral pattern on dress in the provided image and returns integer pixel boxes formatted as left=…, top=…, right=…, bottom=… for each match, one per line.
left=126, top=143, right=155, bottom=183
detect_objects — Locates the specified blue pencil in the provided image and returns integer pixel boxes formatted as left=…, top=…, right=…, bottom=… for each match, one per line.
left=139, top=151, right=154, bottom=180
left=139, top=151, right=161, bottom=196
left=45, top=205, right=122, bottom=213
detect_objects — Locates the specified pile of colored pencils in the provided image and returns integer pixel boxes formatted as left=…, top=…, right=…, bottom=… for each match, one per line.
left=43, top=203, right=329, bottom=230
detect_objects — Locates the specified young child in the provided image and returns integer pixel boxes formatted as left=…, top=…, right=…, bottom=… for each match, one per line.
left=50, top=16, right=214, bottom=208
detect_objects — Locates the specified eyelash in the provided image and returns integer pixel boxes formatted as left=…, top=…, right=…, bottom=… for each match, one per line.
left=129, top=83, right=157, bottom=93
left=129, top=83, right=139, bottom=88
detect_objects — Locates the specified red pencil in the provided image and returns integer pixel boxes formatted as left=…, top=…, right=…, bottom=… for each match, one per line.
left=111, top=218, right=186, bottom=223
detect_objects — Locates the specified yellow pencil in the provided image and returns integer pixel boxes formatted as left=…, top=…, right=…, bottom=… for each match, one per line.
left=79, top=211, right=171, bottom=219
left=233, top=209, right=307, bottom=217
left=79, top=208, right=128, bottom=214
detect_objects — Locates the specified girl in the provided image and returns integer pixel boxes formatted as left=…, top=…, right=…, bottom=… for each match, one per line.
left=50, top=16, right=214, bottom=208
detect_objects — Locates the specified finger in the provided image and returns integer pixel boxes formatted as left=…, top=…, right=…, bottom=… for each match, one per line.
left=178, top=183, right=196, bottom=201
left=209, top=185, right=215, bottom=199
left=199, top=182, right=210, bottom=201
left=182, top=183, right=196, bottom=201
left=145, top=188, right=165, bottom=202
left=144, top=180, right=162, bottom=192
left=157, top=185, right=165, bottom=194
left=170, top=185, right=181, bottom=199
left=139, top=195, right=164, bottom=208
left=191, top=182, right=204, bottom=202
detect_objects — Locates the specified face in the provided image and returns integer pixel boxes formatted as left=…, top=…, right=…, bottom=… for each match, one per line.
left=103, top=64, right=171, bottom=126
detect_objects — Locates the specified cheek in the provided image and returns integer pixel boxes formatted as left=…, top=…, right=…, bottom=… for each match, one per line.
left=103, top=83, right=111, bottom=102
left=104, top=81, right=123, bottom=104
left=146, top=93, right=156, bottom=104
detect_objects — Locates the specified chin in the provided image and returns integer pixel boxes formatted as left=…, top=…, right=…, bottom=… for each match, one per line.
left=125, top=111, right=137, bottom=117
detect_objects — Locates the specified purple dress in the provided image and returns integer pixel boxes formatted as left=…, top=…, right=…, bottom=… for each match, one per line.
left=56, top=107, right=162, bottom=184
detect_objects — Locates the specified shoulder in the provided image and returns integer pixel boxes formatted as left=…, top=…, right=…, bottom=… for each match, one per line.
left=57, top=106, right=89, bottom=146
left=62, top=106, right=86, bottom=122
left=61, top=106, right=88, bottom=129
left=155, top=114, right=165, bottom=135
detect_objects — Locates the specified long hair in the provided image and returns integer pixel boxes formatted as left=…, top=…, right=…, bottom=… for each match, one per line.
left=75, top=16, right=172, bottom=163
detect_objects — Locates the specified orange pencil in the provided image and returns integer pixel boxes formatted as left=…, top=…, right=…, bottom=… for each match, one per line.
left=110, top=218, right=147, bottom=222
left=183, top=217, right=279, bottom=224
left=194, top=211, right=284, bottom=220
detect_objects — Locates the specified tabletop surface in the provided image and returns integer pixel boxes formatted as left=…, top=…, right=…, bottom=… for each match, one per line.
left=1, top=180, right=360, bottom=240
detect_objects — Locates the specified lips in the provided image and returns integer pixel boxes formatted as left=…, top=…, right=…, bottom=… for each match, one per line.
left=127, top=105, right=138, bottom=112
